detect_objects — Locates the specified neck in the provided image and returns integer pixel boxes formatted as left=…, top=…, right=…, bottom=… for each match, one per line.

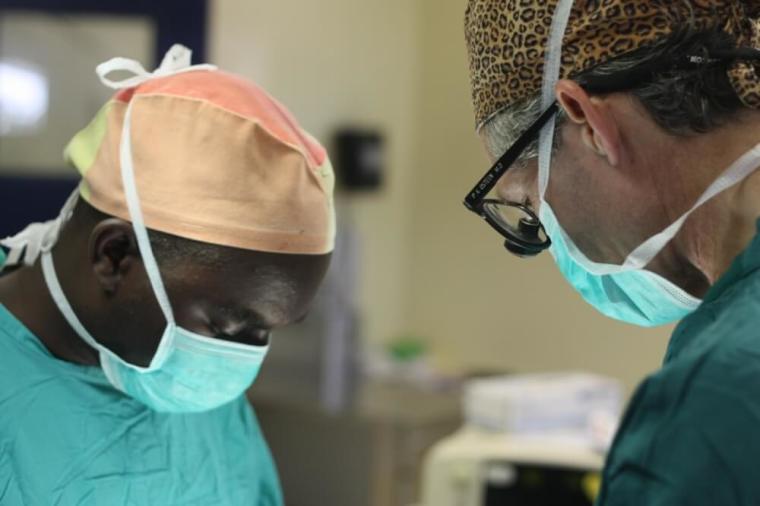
left=665, top=111, right=760, bottom=291
left=0, top=254, right=99, bottom=366
left=712, top=169, right=760, bottom=276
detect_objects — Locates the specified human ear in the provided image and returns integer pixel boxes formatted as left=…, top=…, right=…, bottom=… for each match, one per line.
left=88, top=219, right=139, bottom=295
left=555, top=79, right=621, bottom=167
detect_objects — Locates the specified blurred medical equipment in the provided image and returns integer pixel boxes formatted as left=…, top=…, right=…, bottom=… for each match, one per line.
left=420, top=429, right=603, bottom=506
left=463, top=373, right=622, bottom=443
left=362, top=337, right=463, bottom=392
left=419, top=372, right=622, bottom=506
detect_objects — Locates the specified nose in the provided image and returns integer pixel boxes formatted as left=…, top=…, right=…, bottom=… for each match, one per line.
left=495, top=160, right=539, bottom=209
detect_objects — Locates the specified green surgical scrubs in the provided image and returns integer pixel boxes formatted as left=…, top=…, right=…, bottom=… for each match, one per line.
left=0, top=303, right=283, bottom=505
left=597, top=221, right=760, bottom=505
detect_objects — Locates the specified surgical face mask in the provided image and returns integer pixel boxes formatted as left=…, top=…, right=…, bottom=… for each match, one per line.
left=539, top=203, right=701, bottom=326
left=536, top=2, right=760, bottom=326
left=3, top=46, right=270, bottom=413
left=41, top=248, right=269, bottom=413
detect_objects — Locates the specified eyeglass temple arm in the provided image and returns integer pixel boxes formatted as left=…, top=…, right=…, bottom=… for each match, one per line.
left=464, top=102, right=559, bottom=211
left=464, top=47, right=760, bottom=212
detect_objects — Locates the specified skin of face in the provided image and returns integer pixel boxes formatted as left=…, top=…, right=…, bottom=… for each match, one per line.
left=0, top=210, right=331, bottom=368
left=482, top=79, right=760, bottom=297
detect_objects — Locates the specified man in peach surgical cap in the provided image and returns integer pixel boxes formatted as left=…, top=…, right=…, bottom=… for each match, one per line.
left=0, top=45, right=334, bottom=504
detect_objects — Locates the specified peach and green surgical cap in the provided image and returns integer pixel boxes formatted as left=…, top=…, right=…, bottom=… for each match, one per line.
left=65, top=52, right=335, bottom=255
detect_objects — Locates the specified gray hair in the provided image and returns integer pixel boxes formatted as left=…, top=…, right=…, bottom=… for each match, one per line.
left=481, top=94, right=553, bottom=164
left=482, top=28, right=746, bottom=162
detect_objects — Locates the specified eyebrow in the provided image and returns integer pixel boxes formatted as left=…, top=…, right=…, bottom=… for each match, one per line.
left=215, top=305, right=308, bottom=329
left=216, top=306, right=270, bottom=328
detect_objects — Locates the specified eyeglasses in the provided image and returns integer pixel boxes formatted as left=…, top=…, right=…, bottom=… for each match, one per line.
left=463, top=47, right=760, bottom=258
left=463, top=102, right=559, bottom=257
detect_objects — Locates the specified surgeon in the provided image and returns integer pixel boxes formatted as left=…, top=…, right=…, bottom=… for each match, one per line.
left=462, top=1, right=760, bottom=504
left=0, top=45, right=334, bottom=504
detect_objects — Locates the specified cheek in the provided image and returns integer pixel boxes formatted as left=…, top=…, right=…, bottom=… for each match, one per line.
left=544, top=154, right=614, bottom=260
left=545, top=147, right=656, bottom=263
left=93, top=268, right=167, bottom=366
left=496, top=163, right=540, bottom=206
left=168, top=288, right=212, bottom=336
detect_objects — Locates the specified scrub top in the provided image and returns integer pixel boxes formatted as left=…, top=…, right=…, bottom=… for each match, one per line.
left=597, top=220, right=760, bottom=505
left=0, top=303, right=283, bottom=506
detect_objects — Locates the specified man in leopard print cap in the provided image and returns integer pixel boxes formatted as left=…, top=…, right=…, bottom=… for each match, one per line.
left=463, top=1, right=760, bottom=504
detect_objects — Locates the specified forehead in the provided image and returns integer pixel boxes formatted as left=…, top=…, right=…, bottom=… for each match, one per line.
left=164, top=248, right=330, bottom=325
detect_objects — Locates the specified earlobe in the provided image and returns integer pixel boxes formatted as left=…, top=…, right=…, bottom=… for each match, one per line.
left=89, top=220, right=138, bottom=295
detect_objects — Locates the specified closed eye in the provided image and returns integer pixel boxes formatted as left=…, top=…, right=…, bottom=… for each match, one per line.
left=213, top=328, right=271, bottom=346
left=207, top=318, right=271, bottom=346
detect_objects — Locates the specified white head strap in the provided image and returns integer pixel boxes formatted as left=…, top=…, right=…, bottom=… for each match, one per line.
left=96, top=44, right=216, bottom=90
left=0, top=190, right=79, bottom=270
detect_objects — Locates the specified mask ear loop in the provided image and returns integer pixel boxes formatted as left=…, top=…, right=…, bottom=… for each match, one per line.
left=118, top=100, right=177, bottom=369
left=581, top=46, right=760, bottom=270
left=98, top=44, right=217, bottom=369
left=624, top=142, right=760, bottom=269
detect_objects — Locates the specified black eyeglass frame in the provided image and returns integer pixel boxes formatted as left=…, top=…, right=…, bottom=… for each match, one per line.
left=463, top=102, right=559, bottom=256
left=462, top=46, right=760, bottom=257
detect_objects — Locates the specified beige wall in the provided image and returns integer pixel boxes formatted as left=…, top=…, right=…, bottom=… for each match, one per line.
left=210, top=0, right=673, bottom=393
left=210, top=0, right=420, bottom=350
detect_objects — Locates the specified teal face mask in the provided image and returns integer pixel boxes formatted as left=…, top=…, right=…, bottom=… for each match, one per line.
left=102, top=328, right=267, bottom=413
left=535, top=1, right=760, bottom=327
left=539, top=202, right=700, bottom=327
left=41, top=250, right=269, bottom=413
left=2, top=47, right=270, bottom=413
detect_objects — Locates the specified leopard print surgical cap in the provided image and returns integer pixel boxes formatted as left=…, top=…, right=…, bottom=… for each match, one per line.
left=465, top=0, right=760, bottom=128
